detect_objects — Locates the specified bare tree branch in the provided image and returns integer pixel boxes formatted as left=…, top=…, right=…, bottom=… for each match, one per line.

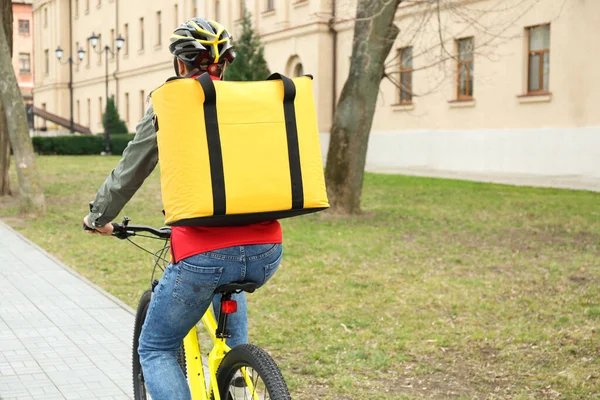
left=382, top=0, right=567, bottom=97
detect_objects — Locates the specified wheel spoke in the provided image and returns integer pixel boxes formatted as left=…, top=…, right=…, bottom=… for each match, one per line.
left=251, top=368, right=260, bottom=399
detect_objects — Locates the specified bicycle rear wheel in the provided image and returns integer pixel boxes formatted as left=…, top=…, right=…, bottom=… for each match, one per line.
left=216, top=344, right=291, bottom=400
left=132, top=289, right=187, bottom=400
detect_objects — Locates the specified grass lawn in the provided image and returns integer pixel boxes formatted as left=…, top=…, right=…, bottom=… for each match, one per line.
left=1, top=155, right=599, bottom=399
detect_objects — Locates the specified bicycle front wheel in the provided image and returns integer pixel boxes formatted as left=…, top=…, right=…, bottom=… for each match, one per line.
left=132, top=289, right=187, bottom=400
left=216, top=344, right=291, bottom=400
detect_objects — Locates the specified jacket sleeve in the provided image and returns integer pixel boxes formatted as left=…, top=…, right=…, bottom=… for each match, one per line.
left=86, top=105, right=158, bottom=228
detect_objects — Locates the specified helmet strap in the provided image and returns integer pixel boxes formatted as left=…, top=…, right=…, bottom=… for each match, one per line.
left=184, top=68, right=199, bottom=78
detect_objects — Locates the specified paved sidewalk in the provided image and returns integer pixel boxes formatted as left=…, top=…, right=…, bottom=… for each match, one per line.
left=0, top=222, right=134, bottom=400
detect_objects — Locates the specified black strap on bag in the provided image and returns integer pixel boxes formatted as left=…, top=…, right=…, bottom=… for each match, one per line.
left=197, top=73, right=227, bottom=216
left=267, top=73, right=304, bottom=210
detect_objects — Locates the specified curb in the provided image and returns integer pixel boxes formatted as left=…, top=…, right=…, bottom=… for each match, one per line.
left=0, top=220, right=136, bottom=316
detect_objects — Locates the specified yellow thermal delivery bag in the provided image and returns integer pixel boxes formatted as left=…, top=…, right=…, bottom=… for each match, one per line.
left=151, top=73, right=329, bottom=226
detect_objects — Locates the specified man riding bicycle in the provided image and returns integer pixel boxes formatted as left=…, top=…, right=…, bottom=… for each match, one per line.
left=83, top=18, right=283, bottom=400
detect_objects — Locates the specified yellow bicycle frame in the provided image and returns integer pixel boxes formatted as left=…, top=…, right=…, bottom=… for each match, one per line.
left=182, top=307, right=260, bottom=400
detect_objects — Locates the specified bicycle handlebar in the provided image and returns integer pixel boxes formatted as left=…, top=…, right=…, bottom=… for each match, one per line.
left=82, top=217, right=171, bottom=240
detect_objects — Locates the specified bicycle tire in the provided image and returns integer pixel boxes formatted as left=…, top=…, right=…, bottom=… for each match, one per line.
left=216, top=344, right=291, bottom=400
left=132, top=289, right=187, bottom=400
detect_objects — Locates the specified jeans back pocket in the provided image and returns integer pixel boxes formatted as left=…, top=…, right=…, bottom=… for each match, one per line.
left=262, top=248, right=283, bottom=286
left=173, top=262, right=224, bottom=307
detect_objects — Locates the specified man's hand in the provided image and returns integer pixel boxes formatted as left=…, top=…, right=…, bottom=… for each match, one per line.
left=83, top=216, right=114, bottom=236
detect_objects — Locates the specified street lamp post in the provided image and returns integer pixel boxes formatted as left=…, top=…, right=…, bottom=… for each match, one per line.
left=87, top=32, right=125, bottom=155
left=55, top=46, right=86, bottom=134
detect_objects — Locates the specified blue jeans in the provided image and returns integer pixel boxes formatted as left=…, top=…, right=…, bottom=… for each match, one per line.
left=138, top=244, right=283, bottom=400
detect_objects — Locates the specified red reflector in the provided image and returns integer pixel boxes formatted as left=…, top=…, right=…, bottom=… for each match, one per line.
left=221, top=300, right=237, bottom=314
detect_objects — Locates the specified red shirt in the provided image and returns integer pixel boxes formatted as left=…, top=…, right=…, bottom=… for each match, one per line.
left=171, top=222, right=282, bottom=262
left=170, top=73, right=282, bottom=263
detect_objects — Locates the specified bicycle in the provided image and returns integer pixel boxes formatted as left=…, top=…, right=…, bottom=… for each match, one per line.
left=84, top=217, right=291, bottom=400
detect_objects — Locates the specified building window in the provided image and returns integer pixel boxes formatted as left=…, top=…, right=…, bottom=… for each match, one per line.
left=75, top=41, right=80, bottom=70
left=193, top=0, right=198, bottom=17
left=266, top=0, right=274, bottom=11
left=293, top=63, right=303, bottom=77
left=457, top=37, right=474, bottom=100
left=124, top=23, right=129, bottom=55
left=110, top=29, right=115, bottom=58
left=140, top=90, right=145, bottom=118
left=527, top=24, right=550, bottom=93
left=76, top=100, right=80, bottom=123
left=398, top=47, right=413, bottom=104
left=87, top=98, right=91, bottom=125
left=239, top=0, right=245, bottom=18
left=140, top=18, right=145, bottom=51
left=174, top=4, right=178, bottom=28
left=85, top=0, right=89, bottom=13
left=156, top=11, right=162, bottom=46
left=41, top=103, right=47, bottom=128
left=19, top=53, right=31, bottom=74
left=125, top=92, right=130, bottom=123
left=44, top=49, right=49, bottom=75
left=215, top=0, right=220, bottom=21
left=97, top=34, right=102, bottom=64
left=86, top=40, right=90, bottom=66
left=99, top=97, right=103, bottom=123
left=18, top=20, right=30, bottom=35
left=44, top=8, right=48, bottom=27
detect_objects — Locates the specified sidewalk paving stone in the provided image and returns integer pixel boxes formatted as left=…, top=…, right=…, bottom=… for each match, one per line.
left=0, top=222, right=135, bottom=400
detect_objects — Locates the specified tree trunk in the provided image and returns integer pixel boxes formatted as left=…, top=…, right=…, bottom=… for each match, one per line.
left=1, top=0, right=12, bottom=53
left=325, top=0, right=401, bottom=214
left=0, top=99, right=11, bottom=196
left=0, top=0, right=13, bottom=196
left=0, top=18, right=45, bottom=213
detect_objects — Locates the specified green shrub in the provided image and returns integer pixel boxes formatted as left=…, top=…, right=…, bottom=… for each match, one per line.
left=103, top=97, right=129, bottom=134
left=32, top=134, right=136, bottom=155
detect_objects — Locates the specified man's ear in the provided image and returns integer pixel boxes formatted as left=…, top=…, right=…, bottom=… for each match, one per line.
left=176, top=59, right=187, bottom=76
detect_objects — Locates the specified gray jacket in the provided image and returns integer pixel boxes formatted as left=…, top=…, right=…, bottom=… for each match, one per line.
left=87, top=106, right=158, bottom=228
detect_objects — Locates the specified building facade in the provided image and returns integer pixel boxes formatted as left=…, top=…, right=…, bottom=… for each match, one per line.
left=33, top=0, right=599, bottom=179
left=12, top=0, right=34, bottom=107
